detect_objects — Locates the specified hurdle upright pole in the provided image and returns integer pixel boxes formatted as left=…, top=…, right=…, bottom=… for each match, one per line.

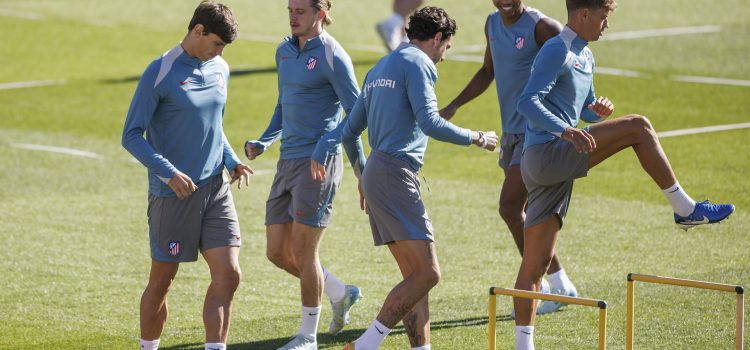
left=488, top=288, right=497, bottom=350
left=626, top=278, right=634, bottom=350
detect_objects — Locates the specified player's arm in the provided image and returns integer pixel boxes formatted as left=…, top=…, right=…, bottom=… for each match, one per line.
left=534, top=16, right=563, bottom=46
left=439, top=16, right=495, bottom=121
left=245, top=96, right=283, bottom=160
left=408, top=61, right=498, bottom=150
left=311, top=47, right=365, bottom=172
left=222, top=129, right=254, bottom=189
left=121, top=63, right=196, bottom=198
left=581, top=77, right=614, bottom=123
left=517, top=43, right=572, bottom=136
left=311, top=92, right=368, bottom=181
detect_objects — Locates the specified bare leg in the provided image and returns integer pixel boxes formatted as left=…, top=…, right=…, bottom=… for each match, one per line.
left=292, top=222, right=326, bottom=307
left=389, top=243, right=430, bottom=347
left=140, top=260, right=179, bottom=340
left=202, top=246, right=241, bottom=343
left=266, top=222, right=300, bottom=277
left=588, top=115, right=677, bottom=189
left=376, top=240, right=440, bottom=329
left=500, top=165, right=563, bottom=274
left=513, top=216, right=559, bottom=326
left=394, top=0, right=425, bottom=17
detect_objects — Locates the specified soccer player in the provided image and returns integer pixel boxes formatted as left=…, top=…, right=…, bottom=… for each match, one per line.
left=375, top=0, right=424, bottom=51
left=121, top=2, right=252, bottom=350
left=243, top=1, right=363, bottom=349
left=439, top=0, right=577, bottom=315
left=512, top=0, right=735, bottom=348
left=312, top=7, right=499, bottom=350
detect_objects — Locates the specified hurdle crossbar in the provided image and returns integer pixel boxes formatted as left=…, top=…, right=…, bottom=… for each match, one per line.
left=626, top=273, right=745, bottom=350
left=488, top=287, right=608, bottom=350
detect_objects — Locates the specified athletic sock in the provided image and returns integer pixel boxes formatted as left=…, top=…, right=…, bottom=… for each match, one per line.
left=662, top=182, right=696, bottom=217
left=204, top=343, right=225, bottom=350
left=384, top=13, right=404, bottom=30
left=515, top=326, right=535, bottom=350
left=140, top=338, right=160, bottom=350
left=540, top=278, right=550, bottom=293
left=323, top=267, right=346, bottom=303
left=355, top=319, right=391, bottom=350
left=411, top=345, right=431, bottom=350
left=548, top=268, right=574, bottom=291
left=299, top=305, right=321, bottom=339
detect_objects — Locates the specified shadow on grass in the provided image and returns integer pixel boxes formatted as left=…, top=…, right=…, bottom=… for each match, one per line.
left=103, top=60, right=379, bottom=84
left=161, top=314, right=515, bottom=350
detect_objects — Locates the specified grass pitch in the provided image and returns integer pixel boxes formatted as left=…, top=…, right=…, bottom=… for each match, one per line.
left=0, top=1, right=748, bottom=349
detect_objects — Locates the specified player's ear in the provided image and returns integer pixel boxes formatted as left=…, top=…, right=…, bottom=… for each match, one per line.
left=433, top=32, right=443, bottom=47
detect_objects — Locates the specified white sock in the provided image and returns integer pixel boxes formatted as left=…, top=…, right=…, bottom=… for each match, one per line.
left=299, top=305, right=321, bottom=339
left=204, top=343, right=226, bottom=350
left=548, top=269, right=574, bottom=291
left=355, top=319, right=391, bottom=350
left=140, top=338, right=160, bottom=350
left=384, top=13, right=404, bottom=29
left=323, top=267, right=346, bottom=303
left=662, top=182, right=696, bottom=217
left=515, top=326, right=535, bottom=350
left=540, top=278, right=550, bottom=293
left=412, top=345, right=431, bottom=350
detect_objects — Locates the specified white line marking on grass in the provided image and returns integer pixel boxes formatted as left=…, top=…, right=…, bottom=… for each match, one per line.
left=672, top=75, right=750, bottom=88
left=0, top=80, right=66, bottom=90
left=594, top=67, right=647, bottom=78
left=10, top=143, right=103, bottom=159
left=657, top=122, right=750, bottom=138
left=0, top=9, right=45, bottom=20
left=601, top=25, right=722, bottom=41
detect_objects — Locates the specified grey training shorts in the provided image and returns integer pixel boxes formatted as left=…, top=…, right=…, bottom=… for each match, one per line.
left=362, top=151, right=434, bottom=246
left=498, top=132, right=525, bottom=170
left=521, top=137, right=589, bottom=229
left=148, top=174, right=241, bottom=263
left=265, top=154, right=343, bottom=228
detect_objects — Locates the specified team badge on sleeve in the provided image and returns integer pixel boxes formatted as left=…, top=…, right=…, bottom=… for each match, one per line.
left=215, top=72, right=225, bottom=87
left=307, top=56, right=318, bottom=71
left=168, top=241, right=181, bottom=257
left=515, top=36, right=525, bottom=50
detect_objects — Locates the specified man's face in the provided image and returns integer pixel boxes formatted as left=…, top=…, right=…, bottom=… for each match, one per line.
left=581, top=7, right=611, bottom=41
left=195, top=31, right=228, bottom=61
left=430, top=35, right=453, bottom=64
left=288, top=0, right=320, bottom=38
left=493, top=0, right=523, bottom=18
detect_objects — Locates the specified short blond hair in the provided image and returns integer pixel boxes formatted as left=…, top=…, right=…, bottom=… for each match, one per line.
left=310, top=0, right=333, bottom=25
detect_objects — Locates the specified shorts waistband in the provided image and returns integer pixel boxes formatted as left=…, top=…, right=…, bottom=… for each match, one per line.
left=370, top=150, right=416, bottom=171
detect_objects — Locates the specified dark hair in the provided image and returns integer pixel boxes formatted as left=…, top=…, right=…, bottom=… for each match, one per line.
left=310, top=0, right=333, bottom=26
left=405, top=6, right=457, bottom=42
left=188, top=1, right=238, bottom=43
left=566, top=0, right=617, bottom=12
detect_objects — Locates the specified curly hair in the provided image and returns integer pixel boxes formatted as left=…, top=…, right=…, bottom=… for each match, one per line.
left=188, top=1, right=238, bottom=43
left=566, top=0, right=617, bottom=12
left=405, top=6, right=457, bottom=42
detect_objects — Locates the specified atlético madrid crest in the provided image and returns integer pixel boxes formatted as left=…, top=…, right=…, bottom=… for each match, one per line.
left=307, top=56, right=318, bottom=71
left=515, top=36, right=525, bottom=50
left=168, top=241, right=181, bottom=257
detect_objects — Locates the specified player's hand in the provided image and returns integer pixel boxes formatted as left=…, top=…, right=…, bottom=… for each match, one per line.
left=244, top=141, right=265, bottom=160
left=587, top=96, right=614, bottom=119
left=230, top=163, right=254, bottom=189
left=562, top=127, right=596, bottom=154
left=438, top=103, right=457, bottom=120
left=168, top=171, right=197, bottom=200
left=358, top=180, right=368, bottom=214
left=310, top=159, right=326, bottom=181
left=472, top=130, right=499, bottom=151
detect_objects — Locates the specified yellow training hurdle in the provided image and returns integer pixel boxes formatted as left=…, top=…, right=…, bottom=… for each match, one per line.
left=626, top=273, right=745, bottom=350
left=488, top=287, right=608, bottom=350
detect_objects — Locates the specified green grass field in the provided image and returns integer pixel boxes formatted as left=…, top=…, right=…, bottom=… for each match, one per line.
left=1, top=0, right=748, bottom=349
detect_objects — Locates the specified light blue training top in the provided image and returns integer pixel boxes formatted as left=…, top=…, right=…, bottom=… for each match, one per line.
left=333, top=44, right=473, bottom=173
left=122, top=44, right=241, bottom=197
left=487, top=7, right=545, bottom=134
left=518, top=26, right=603, bottom=149
left=249, top=31, right=362, bottom=160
